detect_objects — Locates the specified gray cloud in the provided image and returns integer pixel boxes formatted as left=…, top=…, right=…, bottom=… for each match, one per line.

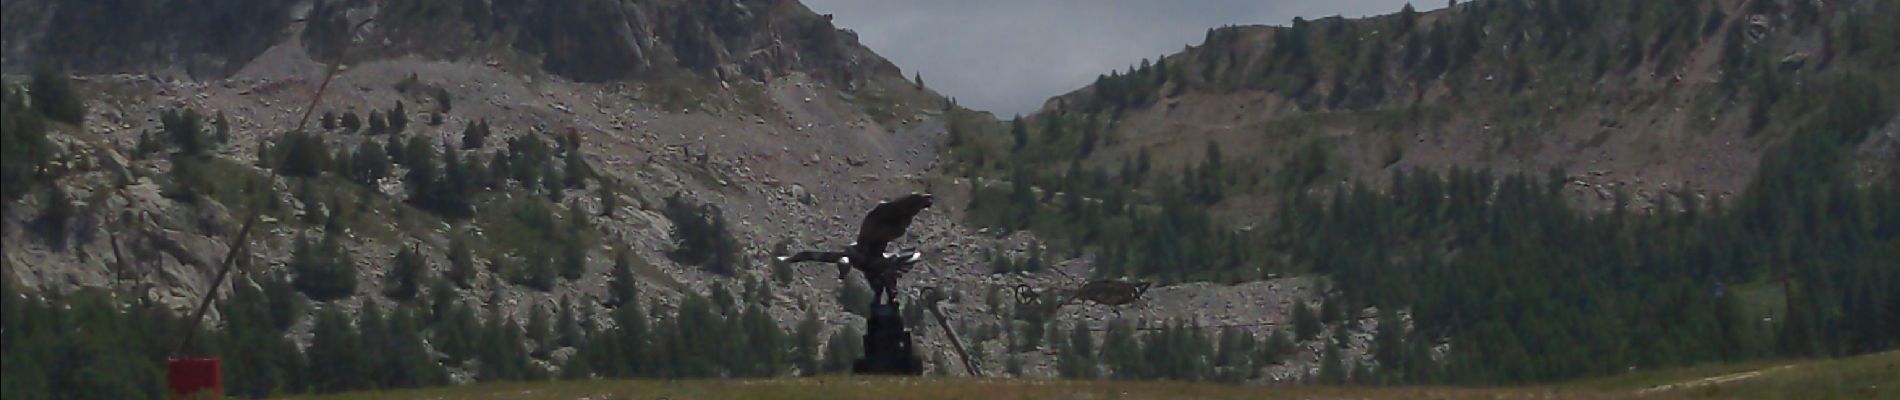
left=803, top=0, right=1431, bottom=115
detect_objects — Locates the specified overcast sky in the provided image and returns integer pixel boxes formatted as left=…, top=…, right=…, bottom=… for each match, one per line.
left=802, top=0, right=1431, bottom=116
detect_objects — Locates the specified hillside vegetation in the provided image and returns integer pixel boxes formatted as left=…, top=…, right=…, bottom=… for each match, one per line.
left=1, top=0, right=1895, bottom=399
left=2, top=0, right=956, bottom=398
left=945, top=0, right=1899, bottom=386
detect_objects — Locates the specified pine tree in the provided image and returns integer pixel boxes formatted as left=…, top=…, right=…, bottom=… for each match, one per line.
left=341, top=111, right=362, bottom=132
left=213, top=111, right=231, bottom=144
left=662, top=193, right=741, bottom=275
left=447, top=234, right=476, bottom=288
left=351, top=139, right=391, bottom=184
left=1008, top=115, right=1030, bottom=153
left=2, top=81, right=51, bottom=204
left=793, top=309, right=822, bottom=375
left=1263, top=328, right=1295, bottom=365
left=558, top=223, right=586, bottom=281
left=292, top=233, right=358, bottom=301
left=611, top=294, right=651, bottom=376
left=33, top=186, right=72, bottom=248
left=435, top=87, right=453, bottom=112
left=164, top=108, right=208, bottom=157
left=1067, top=322, right=1097, bottom=379
left=528, top=303, right=553, bottom=357
left=1294, top=301, right=1322, bottom=340
left=609, top=250, right=640, bottom=307
left=389, top=101, right=409, bottom=133
left=599, top=184, right=619, bottom=218
left=439, top=146, right=472, bottom=216
left=387, top=307, right=448, bottom=387
left=385, top=136, right=407, bottom=165
left=261, top=273, right=306, bottom=331
left=513, top=249, right=557, bottom=291
left=740, top=302, right=787, bottom=376
left=462, top=120, right=487, bottom=149
left=556, top=296, right=581, bottom=348
left=384, top=246, right=426, bottom=300
left=563, top=131, right=589, bottom=189
left=541, top=165, right=564, bottom=201
left=991, top=247, right=1016, bottom=274
left=367, top=110, right=387, bottom=135
left=1373, top=307, right=1405, bottom=378
left=358, top=302, right=392, bottom=388
left=1318, top=340, right=1346, bottom=385
left=29, top=65, right=86, bottom=125
left=821, top=326, right=861, bottom=373
left=308, top=307, right=365, bottom=393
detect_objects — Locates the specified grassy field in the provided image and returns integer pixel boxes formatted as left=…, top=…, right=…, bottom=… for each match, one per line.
left=289, top=351, right=1897, bottom=400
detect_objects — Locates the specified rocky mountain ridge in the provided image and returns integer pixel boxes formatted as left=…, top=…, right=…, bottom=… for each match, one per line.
left=1016, top=0, right=1897, bottom=221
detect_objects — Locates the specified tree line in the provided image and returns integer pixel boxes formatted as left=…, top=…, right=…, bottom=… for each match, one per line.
left=977, top=76, right=1898, bottom=384
left=0, top=252, right=850, bottom=399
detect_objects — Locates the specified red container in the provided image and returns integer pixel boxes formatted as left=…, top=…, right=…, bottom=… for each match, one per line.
left=166, top=357, right=222, bottom=399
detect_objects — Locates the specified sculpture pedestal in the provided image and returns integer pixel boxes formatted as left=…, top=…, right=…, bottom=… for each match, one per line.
left=853, top=302, right=923, bottom=375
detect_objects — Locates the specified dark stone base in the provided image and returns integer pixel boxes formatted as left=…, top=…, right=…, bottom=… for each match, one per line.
left=853, top=302, right=923, bottom=375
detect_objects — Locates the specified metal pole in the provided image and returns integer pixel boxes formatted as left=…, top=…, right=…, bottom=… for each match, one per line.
left=921, top=287, right=982, bottom=377
left=172, top=18, right=374, bottom=357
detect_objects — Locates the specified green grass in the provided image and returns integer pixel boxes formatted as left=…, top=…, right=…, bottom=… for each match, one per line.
left=1678, top=351, right=1899, bottom=400
left=284, top=352, right=1899, bottom=400
left=301, top=175, right=438, bottom=243
left=1563, top=359, right=1788, bottom=391
left=471, top=193, right=583, bottom=262
left=194, top=157, right=284, bottom=221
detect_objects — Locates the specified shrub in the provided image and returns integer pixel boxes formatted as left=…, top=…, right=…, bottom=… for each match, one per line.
left=292, top=233, right=358, bottom=301
left=29, top=65, right=86, bottom=125
left=661, top=193, right=741, bottom=275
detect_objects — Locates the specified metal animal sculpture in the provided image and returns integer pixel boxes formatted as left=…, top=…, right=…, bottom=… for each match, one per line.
left=1069, top=280, right=1153, bottom=306
left=1011, top=280, right=1153, bottom=320
left=780, top=193, right=934, bottom=304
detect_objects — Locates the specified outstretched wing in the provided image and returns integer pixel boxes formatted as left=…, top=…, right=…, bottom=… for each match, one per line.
left=778, top=251, right=846, bottom=264
left=855, top=193, right=934, bottom=254
left=1074, top=280, right=1150, bottom=306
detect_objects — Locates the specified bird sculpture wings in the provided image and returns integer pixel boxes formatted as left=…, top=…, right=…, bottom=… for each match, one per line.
left=780, top=251, right=847, bottom=264
left=854, top=193, right=934, bottom=256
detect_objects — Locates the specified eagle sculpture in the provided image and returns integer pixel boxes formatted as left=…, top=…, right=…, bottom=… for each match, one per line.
left=779, top=193, right=934, bottom=304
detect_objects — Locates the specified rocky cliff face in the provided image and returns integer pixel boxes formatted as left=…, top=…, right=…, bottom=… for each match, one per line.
left=3, top=0, right=901, bottom=91
left=305, top=0, right=903, bottom=87
left=0, top=0, right=298, bottom=78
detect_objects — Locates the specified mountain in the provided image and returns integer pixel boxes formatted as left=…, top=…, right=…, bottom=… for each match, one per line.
left=939, top=0, right=1899, bottom=385
left=3, top=1, right=1342, bottom=397
left=2, top=1, right=1897, bottom=398
left=943, top=0, right=1899, bottom=276
left=972, top=0, right=1897, bottom=217
left=4, top=0, right=903, bottom=88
